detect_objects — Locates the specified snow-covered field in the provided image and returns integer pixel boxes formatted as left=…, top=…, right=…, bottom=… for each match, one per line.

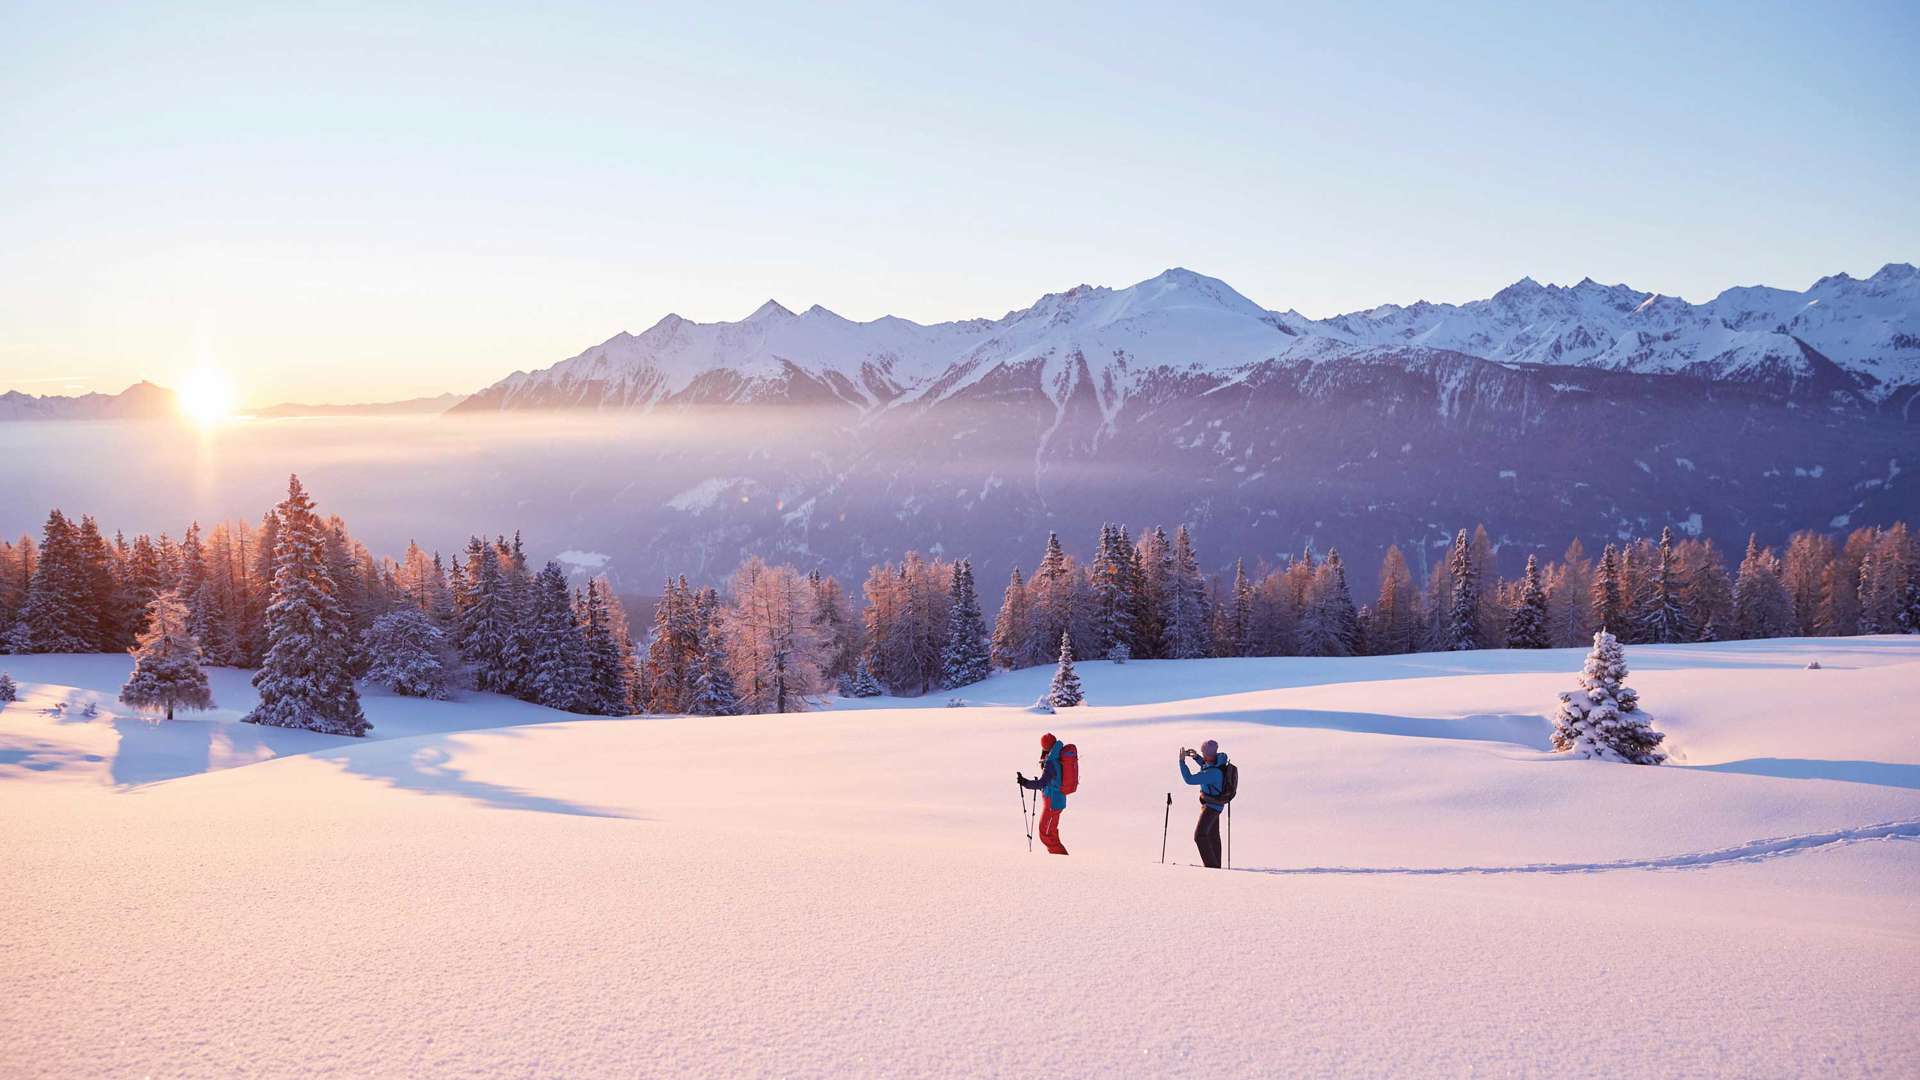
left=3, top=639, right=1917, bottom=1078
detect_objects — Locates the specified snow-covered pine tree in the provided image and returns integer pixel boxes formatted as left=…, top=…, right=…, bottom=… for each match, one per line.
left=245, top=475, right=368, bottom=736
left=1299, top=549, right=1360, bottom=657
left=1506, top=554, right=1550, bottom=649
left=523, top=561, right=588, bottom=711
left=361, top=605, right=450, bottom=699
left=578, top=579, right=630, bottom=715
left=0, top=671, right=14, bottom=703
left=1732, top=534, right=1793, bottom=640
left=990, top=567, right=1030, bottom=671
left=457, top=537, right=518, bottom=693
left=687, top=629, right=745, bottom=716
left=1678, top=539, right=1733, bottom=643
left=940, top=559, right=992, bottom=688
left=1638, top=526, right=1690, bottom=644
left=11, top=510, right=94, bottom=653
left=1550, top=630, right=1666, bottom=764
left=1047, top=629, right=1083, bottom=708
left=119, top=589, right=215, bottom=721
left=1089, top=524, right=1138, bottom=660
left=1227, top=557, right=1253, bottom=657
left=849, top=658, right=882, bottom=697
left=1131, top=526, right=1171, bottom=659
left=1446, top=529, right=1479, bottom=650
left=1166, top=525, right=1210, bottom=659
left=73, top=516, right=120, bottom=651
left=1590, top=543, right=1627, bottom=635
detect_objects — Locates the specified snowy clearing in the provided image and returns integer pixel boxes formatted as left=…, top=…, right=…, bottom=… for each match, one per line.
left=3, top=638, right=1917, bottom=1078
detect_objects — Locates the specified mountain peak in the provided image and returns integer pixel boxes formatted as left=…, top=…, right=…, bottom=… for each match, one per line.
left=745, top=299, right=794, bottom=322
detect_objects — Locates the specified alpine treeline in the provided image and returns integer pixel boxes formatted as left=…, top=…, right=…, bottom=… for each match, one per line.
left=4, top=486, right=1918, bottom=718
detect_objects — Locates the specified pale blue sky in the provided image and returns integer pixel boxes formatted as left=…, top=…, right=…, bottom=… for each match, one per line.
left=2, top=0, right=1915, bottom=403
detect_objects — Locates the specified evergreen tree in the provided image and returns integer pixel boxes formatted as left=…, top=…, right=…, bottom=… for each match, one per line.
left=1590, top=543, right=1627, bottom=635
left=1446, top=529, right=1480, bottom=650
left=687, top=629, right=745, bottom=716
left=1165, top=525, right=1210, bottom=659
left=1226, top=557, right=1254, bottom=657
left=457, top=538, right=518, bottom=693
left=1300, top=549, right=1361, bottom=657
left=1130, top=526, right=1168, bottom=659
left=939, top=559, right=992, bottom=688
left=1047, top=630, right=1083, bottom=708
left=990, top=567, right=1031, bottom=670
left=578, top=579, right=631, bottom=715
left=74, top=516, right=120, bottom=651
left=1639, top=527, right=1690, bottom=644
left=245, top=476, right=368, bottom=736
left=1732, top=535, right=1793, bottom=640
left=118, top=590, right=214, bottom=721
left=849, top=659, right=883, bottom=697
left=11, top=510, right=93, bottom=653
left=524, top=562, right=588, bottom=711
left=361, top=605, right=450, bottom=699
left=1506, top=554, right=1550, bottom=648
left=1089, top=524, right=1138, bottom=660
left=0, top=671, right=14, bottom=703
left=1550, top=630, right=1666, bottom=764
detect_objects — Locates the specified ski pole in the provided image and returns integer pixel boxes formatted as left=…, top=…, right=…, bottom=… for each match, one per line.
left=1160, top=792, right=1171, bottom=864
left=1019, top=780, right=1033, bottom=852
left=1227, top=801, right=1232, bottom=870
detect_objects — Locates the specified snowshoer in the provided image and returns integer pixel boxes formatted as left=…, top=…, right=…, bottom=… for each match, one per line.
left=1179, top=740, right=1234, bottom=868
left=1017, top=732, right=1070, bottom=855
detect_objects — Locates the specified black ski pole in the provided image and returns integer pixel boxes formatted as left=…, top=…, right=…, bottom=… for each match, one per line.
left=1227, top=801, right=1232, bottom=870
left=1160, top=792, right=1171, bottom=864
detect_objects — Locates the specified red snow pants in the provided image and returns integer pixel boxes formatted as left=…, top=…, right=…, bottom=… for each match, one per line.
left=1038, top=805, right=1068, bottom=855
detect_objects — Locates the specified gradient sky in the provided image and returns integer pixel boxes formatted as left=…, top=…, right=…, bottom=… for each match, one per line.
left=2, top=0, right=1916, bottom=405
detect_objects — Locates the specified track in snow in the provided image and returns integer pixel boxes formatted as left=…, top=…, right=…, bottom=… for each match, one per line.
left=1232, top=820, right=1920, bottom=877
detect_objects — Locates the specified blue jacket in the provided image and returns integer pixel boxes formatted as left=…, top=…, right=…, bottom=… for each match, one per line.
left=1180, top=751, right=1231, bottom=811
left=1019, top=742, right=1067, bottom=811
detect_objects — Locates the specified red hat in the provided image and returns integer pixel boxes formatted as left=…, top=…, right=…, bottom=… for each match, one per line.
left=1040, top=733, right=1057, bottom=751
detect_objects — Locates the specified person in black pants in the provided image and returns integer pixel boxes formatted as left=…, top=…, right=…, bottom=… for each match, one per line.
left=1179, top=740, right=1231, bottom=868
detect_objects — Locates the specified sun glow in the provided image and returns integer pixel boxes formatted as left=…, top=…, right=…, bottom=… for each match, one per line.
left=176, top=369, right=237, bottom=426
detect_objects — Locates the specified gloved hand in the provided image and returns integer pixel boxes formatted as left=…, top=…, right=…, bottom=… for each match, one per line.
left=1016, top=772, right=1027, bottom=784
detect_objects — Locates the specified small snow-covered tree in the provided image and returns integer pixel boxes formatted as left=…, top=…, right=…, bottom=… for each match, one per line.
left=119, top=590, right=214, bottom=721
left=0, top=671, right=17, bottom=703
left=1047, top=630, right=1083, bottom=708
left=1550, top=630, right=1666, bottom=764
left=361, top=605, right=450, bottom=699
left=1506, top=554, right=1550, bottom=649
left=849, top=659, right=882, bottom=697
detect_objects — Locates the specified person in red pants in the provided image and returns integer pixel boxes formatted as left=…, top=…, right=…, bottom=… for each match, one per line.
left=1017, top=732, right=1069, bottom=855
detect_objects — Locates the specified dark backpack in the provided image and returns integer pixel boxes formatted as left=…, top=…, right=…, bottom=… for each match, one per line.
left=1213, top=761, right=1239, bottom=805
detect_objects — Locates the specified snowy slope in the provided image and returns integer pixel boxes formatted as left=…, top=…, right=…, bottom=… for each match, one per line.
left=3, top=639, right=1917, bottom=1077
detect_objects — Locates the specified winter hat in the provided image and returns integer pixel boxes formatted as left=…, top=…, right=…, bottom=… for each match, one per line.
left=1200, top=739, right=1218, bottom=760
left=1040, top=733, right=1057, bottom=751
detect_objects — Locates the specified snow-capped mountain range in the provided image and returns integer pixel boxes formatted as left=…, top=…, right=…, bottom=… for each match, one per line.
left=455, top=263, right=1920, bottom=415
left=436, top=263, right=1917, bottom=590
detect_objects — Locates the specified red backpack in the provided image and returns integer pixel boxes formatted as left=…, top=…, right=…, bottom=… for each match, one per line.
left=1058, top=742, right=1079, bottom=795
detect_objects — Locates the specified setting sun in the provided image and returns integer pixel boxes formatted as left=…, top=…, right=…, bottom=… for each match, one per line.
left=175, top=369, right=236, bottom=425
